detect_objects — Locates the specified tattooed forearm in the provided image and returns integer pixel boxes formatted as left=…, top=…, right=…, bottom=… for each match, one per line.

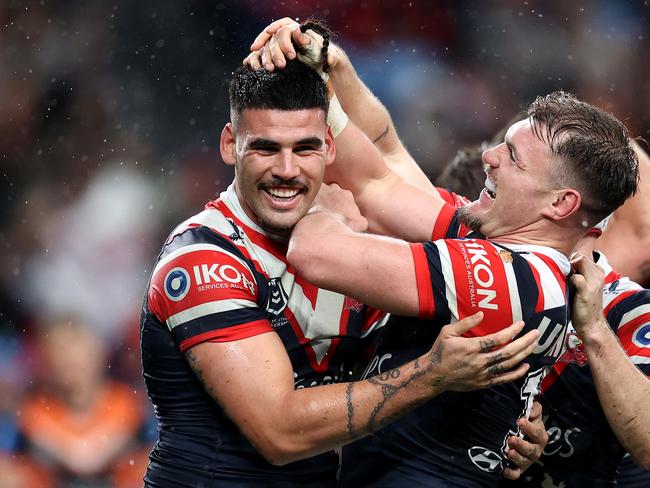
left=346, top=383, right=354, bottom=437
left=372, top=124, right=390, bottom=144
left=365, top=353, right=443, bottom=432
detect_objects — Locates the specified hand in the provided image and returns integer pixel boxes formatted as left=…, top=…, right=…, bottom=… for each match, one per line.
left=244, top=17, right=340, bottom=74
left=310, top=183, right=368, bottom=232
left=427, top=312, right=539, bottom=392
left=570, top=252, right=606, bottom=339
left=503, top=401, right=548, bottom=480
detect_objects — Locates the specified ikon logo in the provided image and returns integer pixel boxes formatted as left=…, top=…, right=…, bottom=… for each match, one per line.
left=192, top=263, right=255, bottom=294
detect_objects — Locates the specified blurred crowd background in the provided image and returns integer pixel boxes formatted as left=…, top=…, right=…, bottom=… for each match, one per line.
left=1, top=1, right=649, bottom=486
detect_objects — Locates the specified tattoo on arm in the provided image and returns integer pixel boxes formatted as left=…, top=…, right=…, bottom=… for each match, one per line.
left=346, top=383, right=354, bottom=437
left=185, top=349, right=216, bottom=398
left=364, top=341, right=446, bottom=433
left=372, top=124, right=390, bottom=144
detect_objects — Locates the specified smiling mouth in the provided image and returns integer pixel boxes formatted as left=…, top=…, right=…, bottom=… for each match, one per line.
left=263, top=186, right=304, bottom=201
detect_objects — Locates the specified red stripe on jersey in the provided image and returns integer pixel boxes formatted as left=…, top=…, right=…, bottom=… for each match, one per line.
left=410, top=243, right=435, bottom=318
left=532, top=252, right=567, bottom=296
left=436, top=188, right=456, bottom=206
left=214, top=199, right=289, bottom=263
left=540, top=361, right=570, bottom=393
left=603, top=290, right=638, bottom=317
left=431, top=203, right=457, bottom=240
left=180, top=320, right=273, bottom=351
left=149, top=248, right=257, bottom=323
left=527, top=262, right=545, bottom=313
left=282, top=304, right=338, bottom=373
left=616, top=312, right=650, bottom=361
left=604, top=269, right=621, bottom=285
left=447, top=240, right=513, bottom=336
left=362, top=307, right=386, bottom=333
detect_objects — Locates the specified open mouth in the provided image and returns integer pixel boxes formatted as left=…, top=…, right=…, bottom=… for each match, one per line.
left=484, top=176, right=497, bottom=199
left=263, top=186, right=304, bottom=201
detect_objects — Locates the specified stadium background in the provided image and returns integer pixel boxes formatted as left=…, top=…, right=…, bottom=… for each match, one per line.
left=1, top=1, right=648, bottom=485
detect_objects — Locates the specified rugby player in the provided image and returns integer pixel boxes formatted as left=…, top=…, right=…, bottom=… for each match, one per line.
left=249, top=20, right=639, bottom=486
left=139, top=59, right=539, bottom=487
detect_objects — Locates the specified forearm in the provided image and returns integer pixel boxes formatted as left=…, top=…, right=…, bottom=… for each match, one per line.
left=581, top=319, right=650, bottom=467
left=273, top=355, right=443, bottom=464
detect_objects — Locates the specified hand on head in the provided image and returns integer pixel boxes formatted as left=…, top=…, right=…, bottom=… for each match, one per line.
left=570, top=252, right=606, bottom=337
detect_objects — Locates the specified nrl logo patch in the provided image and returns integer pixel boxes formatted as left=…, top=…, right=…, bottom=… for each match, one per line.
left=266, top=278, right=288, bottom=316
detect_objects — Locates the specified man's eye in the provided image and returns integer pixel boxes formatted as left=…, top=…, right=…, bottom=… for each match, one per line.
left=295, top=146, right=317, bottom=153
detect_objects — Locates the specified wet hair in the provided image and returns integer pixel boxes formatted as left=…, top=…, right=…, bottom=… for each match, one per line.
left=299, top=18, right=331, bottom=74
left=528, top=91, right=638, bottom=224
left=228, top=59, right=329, bottom=117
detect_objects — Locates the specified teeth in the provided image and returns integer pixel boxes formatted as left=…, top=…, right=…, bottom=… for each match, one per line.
left=484, top=176, right=496, bottom=193
left=267, top=188, right=299, bottom=199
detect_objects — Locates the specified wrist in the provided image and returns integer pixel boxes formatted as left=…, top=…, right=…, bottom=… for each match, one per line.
left=578, top=317, right=614, bottom=347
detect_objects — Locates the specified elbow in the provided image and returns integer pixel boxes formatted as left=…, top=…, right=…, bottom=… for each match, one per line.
left=253, top=435, right=309, bottom=466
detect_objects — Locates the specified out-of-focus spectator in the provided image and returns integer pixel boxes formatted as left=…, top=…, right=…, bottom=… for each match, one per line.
left=15, top=316, right=150, bottom=487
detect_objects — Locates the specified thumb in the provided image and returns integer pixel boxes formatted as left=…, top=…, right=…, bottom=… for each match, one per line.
left=448, top=312, right=484, bottom=336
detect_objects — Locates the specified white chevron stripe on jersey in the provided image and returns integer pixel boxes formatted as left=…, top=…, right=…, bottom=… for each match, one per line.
left=166, top=299, right=258, bottom=330
left=521, top=252, right=566, bottom=309
left=630, top=355, right=650, bottom=365
left=435, top=240, right=459, bottom=321
left=502, top=257, right=524, bottom=323
left=619, top=303, right=650, bottom=330
left=243, top=237, right=346, bottom=364
left=151, top=243, right=253, bottom=280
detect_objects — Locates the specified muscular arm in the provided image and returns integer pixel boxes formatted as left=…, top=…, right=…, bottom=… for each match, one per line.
left=185, top=314, right=536, bottom=465
left=571, top=254, right=650, bottom=468
left=598, top=141, right=650, bottom=284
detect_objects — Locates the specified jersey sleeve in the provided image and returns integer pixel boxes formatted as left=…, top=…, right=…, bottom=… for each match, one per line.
left=431, top=189, right=473, bottom=240
left=409, top=238, right=522, bottom=336
left=148, top=235, right=272, bottom=352
left=607, top=289, right=650, bottom=377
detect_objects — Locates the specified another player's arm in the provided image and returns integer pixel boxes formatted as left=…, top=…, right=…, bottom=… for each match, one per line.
left=598, top=141, right=650, bottom=284
left=185, top=314, right=537, bottom=466
left=570, top=254, right=650, bottom=468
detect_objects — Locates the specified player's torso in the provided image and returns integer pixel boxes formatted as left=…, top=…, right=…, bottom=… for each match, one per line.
left=344, top=239, right=571, bottom=487
left=518, top=257, right=650, bottom=487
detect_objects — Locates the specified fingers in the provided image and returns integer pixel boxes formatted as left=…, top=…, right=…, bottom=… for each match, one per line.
left=488, top=362, right=530, bottom=385
left=518, top=413, right=548, bottom=447
left=250, top=17, right=298, bottom=51
left=447, top=311, right=484, bottom=336
left=477, top=320, right=527, bottom=352
left=528, top=400, right=543, bottom=422
left=501, top=466, right=522, bottom=481
left=243, top=51, right=263, bottom=70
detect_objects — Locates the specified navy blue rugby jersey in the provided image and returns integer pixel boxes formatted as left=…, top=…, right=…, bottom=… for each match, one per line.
left=141, top=185, right=387, bottom=487
left=502, top=253, right=650, bottom=488
left=341, top=205, right=572, bottom=487
left=617, top=455, right=650, bottom=488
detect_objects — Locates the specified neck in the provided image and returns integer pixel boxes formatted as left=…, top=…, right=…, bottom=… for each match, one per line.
left=487, top=225, right=583, bottom=257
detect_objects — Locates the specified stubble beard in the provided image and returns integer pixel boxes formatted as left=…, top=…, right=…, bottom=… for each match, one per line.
left=458, top=206, right=483, bottom=233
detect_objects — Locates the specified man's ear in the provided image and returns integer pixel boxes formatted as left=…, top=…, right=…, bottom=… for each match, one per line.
left=324, top=126, right=336, bottom=167
left=542, top=188, right=581, bottom=221
left=220, top=123, right=237, bottom=166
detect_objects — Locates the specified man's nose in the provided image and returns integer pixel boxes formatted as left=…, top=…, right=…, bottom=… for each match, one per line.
left=482, top=144, right=501, bottom=168
left=272, top=149, right=301, bottom=180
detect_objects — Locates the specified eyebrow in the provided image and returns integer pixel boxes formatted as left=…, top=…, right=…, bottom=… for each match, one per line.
left=247, top=138, right=280, bottom=150
left=295, top=137, right=324, bottom=148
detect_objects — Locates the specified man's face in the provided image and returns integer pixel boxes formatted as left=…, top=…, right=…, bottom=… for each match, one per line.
left=461, top=118, right=560, bottom=238
left=221, top=108, right=334, bottom=236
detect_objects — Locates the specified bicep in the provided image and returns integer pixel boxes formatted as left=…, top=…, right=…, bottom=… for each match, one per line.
left=185, top=332, right=296, bottom=435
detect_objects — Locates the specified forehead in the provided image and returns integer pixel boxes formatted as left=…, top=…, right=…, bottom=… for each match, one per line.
left=505, top=118, right=552, bottom=167
left=236, top=108, right=327, bottom=142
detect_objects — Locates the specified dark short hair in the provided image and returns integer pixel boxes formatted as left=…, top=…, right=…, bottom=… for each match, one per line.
left=528, top=91, right=638, bottom=223
left=228, top=60, right=329, bottom=116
